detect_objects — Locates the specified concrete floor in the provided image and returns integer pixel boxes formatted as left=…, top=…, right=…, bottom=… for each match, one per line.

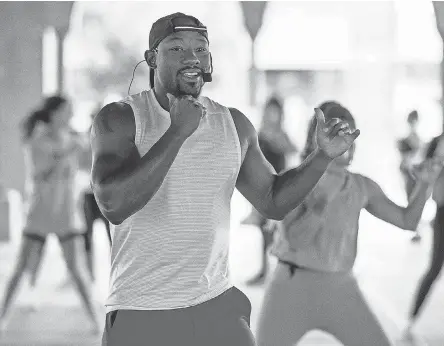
left=0, top=194, right=442, bottom=346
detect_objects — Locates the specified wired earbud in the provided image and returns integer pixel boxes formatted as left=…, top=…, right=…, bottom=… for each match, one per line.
left=128, top=60, right=146, bottom=96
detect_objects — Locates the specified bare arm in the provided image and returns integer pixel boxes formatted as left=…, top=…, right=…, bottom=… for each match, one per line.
left=364, top=177, right=431, bottom=231
left=91, top=102, right=187, bottom=225
left=232, top=108, right=332, bottom=220
left=29, top=140, right=59, bottom=181
left=280, top=132, right=298, bottom=154
left=28, top=135, right=76, bottom=181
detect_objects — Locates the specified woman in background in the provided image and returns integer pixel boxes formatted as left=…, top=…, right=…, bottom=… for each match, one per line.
left=0, top=95, right=100, bottom=333
left=241, top=97, right=297, bottom=285
left=405, top=128, right=444, bottom=338
left=255, top=102, right=442, bottom=346
left=80, top=106, right=111, bottom=283
left=398, top=110, right=424, bottom=242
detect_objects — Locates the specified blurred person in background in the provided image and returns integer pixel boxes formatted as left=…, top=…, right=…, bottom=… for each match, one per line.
left=79, top=105, right=112, bottom=283
left=398, top=110, right=424, bottom=242
left=255, top=102, right=443, bottom=346
left=92, top=12, right=359, bottom=346
left=25, top=127, right=92, bottom=294
left=405, top=127, right=444, bottom=339
left=241, top=96, right=297, bottom=285
left=0, top=95, right=100, bottom=334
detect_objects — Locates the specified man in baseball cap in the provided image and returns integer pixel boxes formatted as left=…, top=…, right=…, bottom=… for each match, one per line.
left=92, top=12, right=359, bottom=346
left=145, top=12, right=212, bottom=97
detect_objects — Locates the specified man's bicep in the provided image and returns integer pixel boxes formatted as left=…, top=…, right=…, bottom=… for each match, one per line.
left=231, top=108, right=276, bottom=212
left=236, top=139, right=276, bottom=191
left=90, top=102, right=139, bottom=187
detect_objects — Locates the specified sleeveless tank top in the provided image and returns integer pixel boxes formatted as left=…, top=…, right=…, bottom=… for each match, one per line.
left=23, top=125, right=83, bottom=235
left=270, top=169, right=369, bottom=273
left=105, top=90, right=242, bottom=312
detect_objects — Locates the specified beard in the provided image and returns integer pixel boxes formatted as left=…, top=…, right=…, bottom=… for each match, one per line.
left=174, top=77, right=204, bottom=99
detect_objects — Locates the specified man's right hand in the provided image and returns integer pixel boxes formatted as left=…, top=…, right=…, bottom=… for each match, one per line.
left=167, top=93, right=207, bottom=138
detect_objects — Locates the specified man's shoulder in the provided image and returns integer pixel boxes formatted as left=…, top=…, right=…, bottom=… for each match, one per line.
left=124, top=90, right=151, bottom=104
left=225, top=107, right=259, bottom=147
left=199, top=95, right=229, bottom=114
left=199, top=97, right=253, bottom=134
left=91, top=101, right=135, bottom=138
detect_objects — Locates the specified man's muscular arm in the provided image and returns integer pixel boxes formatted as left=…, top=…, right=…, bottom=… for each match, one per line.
left=232, top=108, right=331, bottom=221
left=91, top=102, right=187, bottom=225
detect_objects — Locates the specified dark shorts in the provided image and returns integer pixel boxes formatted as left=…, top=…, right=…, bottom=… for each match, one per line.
left=102, top=286, right=256, bottom=346
left=23, top=232, right=82, bottom=244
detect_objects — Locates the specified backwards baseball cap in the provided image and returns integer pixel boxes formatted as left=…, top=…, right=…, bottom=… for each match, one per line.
left=148, top=12, right=212, bottom=86
left=149, top=12, right=209, bottom=50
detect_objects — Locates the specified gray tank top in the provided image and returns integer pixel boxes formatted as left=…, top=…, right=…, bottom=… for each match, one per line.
left=270, top=170, right=369, bottom=273
left=106, top=90, right=242, bottom=311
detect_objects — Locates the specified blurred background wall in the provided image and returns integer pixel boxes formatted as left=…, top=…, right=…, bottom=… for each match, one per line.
left=1, top=0, right=444, bottom=231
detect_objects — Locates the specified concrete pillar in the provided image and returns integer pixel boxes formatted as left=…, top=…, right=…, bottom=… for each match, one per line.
left=0, top=2, right=45, bottom=241
left=239, top=1, right=267, bottom=106
left=0, top=3, right=45, bottom=194
left=0, top=2, right=73, bottom=193
left=55, top=26, right=69, bottom=93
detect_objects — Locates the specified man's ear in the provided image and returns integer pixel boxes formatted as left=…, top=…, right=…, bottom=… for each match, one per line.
left=145, top=50, right=157, bottom=69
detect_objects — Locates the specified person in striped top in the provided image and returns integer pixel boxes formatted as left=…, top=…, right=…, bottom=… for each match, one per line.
left=91, top=13, right=359, bottom=346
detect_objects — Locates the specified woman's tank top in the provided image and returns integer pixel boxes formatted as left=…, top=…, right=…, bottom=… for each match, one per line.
left=270, top=169, right=369, bottom=273
left=23, top=125, right=83, bottom=235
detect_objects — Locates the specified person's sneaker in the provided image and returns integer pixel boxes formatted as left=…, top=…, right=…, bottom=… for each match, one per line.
left=246, top=272, right=267, bottom=286
left=401, top=328, right=414, bottom=341
left=58, top=277, right=73, bottom=290
left=400, top=323, right=419, bottom=343
left=411, top=233, right=422, bottom=243
left=24, top=300, right=39, bottom=313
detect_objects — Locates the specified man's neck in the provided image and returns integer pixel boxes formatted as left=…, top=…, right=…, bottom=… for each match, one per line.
left=152, top=82, right=170, bottom=111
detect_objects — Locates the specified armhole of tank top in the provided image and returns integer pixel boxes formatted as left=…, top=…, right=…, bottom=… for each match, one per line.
left=355, top=174, right=369, bottom=206
left=225, top=107, right=242, bottom=169
left=122, top=100, right=142, bottom=147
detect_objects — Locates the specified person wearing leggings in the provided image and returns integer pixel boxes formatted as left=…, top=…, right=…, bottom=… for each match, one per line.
left=255, top=102, right=443, bottom=346
left=398, top=110, right=424, bottom=242
left=79, top=109, right=112, bottom=282
left=406, top=133, right=444, bottom=336
left=241, top=97, right=297, bottom=284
